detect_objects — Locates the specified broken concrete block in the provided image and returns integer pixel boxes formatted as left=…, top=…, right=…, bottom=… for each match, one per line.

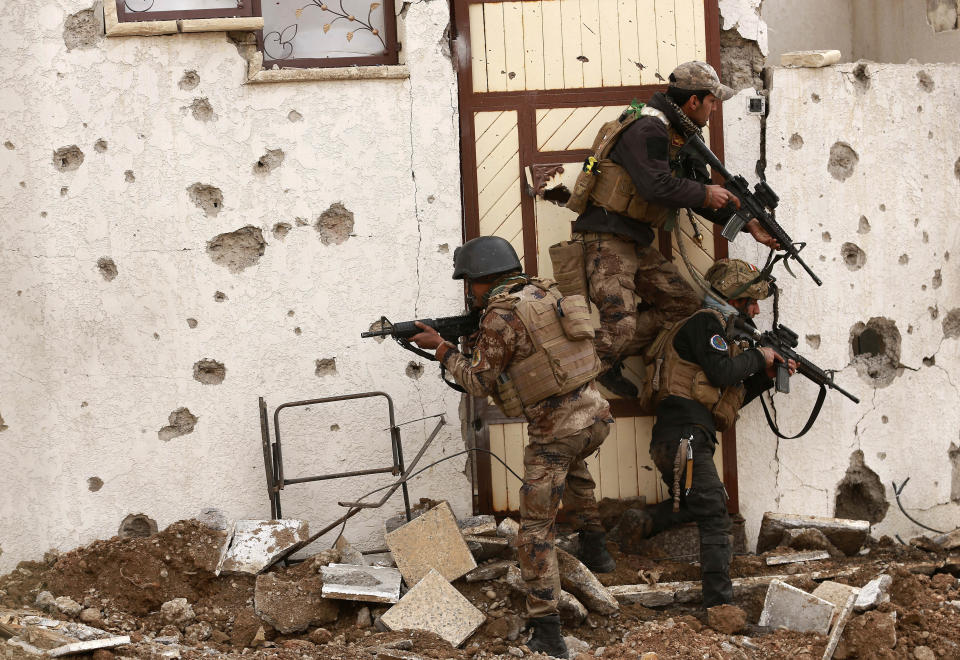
left=822, top=593, right=856, bottom=660
left=812, top=581, right=861, bottom=611
left=320, top=564, right=402, bottom=604
left=384, top=502, right=476, bottom=586
left=934, top=528, right=960, bottom=550
left=35, top=591, right=56, bottom=612
left=379, top=569, right=484, bottom=647
left=458, top=514, right=497, bottom=536
left=757, top=513, right=869, bottom=556
left=334, top=536, right=367, bottom=566
left=217, top=519, right=309, bottom=575
left=556, top=548, right=619, bottom=615
left=47, top=636, right=132, bottom=657
left=559, top=591, right=588, bottom=625
left=765, top=550, right=831, bottom=566
left=160, top=598, right=195, bottom=626
left=465, top=559, right=515, bottom=582
left=464, top=534, right=510, bottom=561
left=779, top=528, right=843, bottom=556
left=497, top=517, right=520, bottom=542
left=608, top=583, right=677, bottom=607
left=853, top=574, right=891, bottom=612
left=254, top=572, right=338, bottom=634
left=757, top=579, right=835, bottom=634
left=780, top=49, right=842, bottom=68
left=54, top=596, right=82, bottom=617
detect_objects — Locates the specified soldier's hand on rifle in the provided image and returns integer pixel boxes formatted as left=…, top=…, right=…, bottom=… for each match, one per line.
left=410, top=321, right=443, bottom=350
left=760, top=348, right=796, bottom=379
left=704, top=184, right=740, bottom=210
left=746, top=219, right=781, bottom=249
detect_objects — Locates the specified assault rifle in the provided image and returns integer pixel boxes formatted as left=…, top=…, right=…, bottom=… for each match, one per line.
left=362, top=310, right=481, bottom=361
left=682, top=134, right=823, bottom=286
left=731, top=317, right=859, bottom=438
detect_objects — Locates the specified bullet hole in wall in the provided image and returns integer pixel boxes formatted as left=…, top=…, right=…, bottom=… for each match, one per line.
left=97, top=257, right=117, bottom=281
left=850, top=317, right=901, bottom=387
left=788, top=133, right=804, bottom=150
left=158, top=407, right=198, bottom=441
left=933, top=269, right=942, bottom=289
left=272, top=222, right=292, bottom=240
left=438, top=244, right=449, bottom=253
left=881, top=415, right=889, bottom=424
left=951, top=443, right=960, bottom=503
left=87, top=477, right=103, bottom=492
left=287, top=110, right=303, bottom=122
left=53, top=145, right=84, bottom=172
left=124, top=170, right=135, bottom=183
left=193, top=359, right=226, bottom=385
left=834, top=450, right=889, bottom=524
left=828, top=142, right=859, bottom=181
left=179, top=70, right=200, bottom=91
left=899, top=254, right=909, bottom=265
left=406, top=362, right=425, bottom=379
left=315, top=358, right=337, bottom=377
left=316, top=202, right=355, bottom=246
left=294, top=327, right=301, bottom=335
left=923, top=355, right=936, bottom=367
left=427, top=195, right=436, bottom=204
left=287, top=310, right=295, bottom=317
left=811, top=93, right=820, bottom=103
left=206, top=226, right=266, bottom=272
left=187, top=318, right=198, bottom=328
left=187, top=97, right=216, bottom=122
left=923, top=231, right=929, bottom=243
left=942, top=308, right=960, bottom=339
left=60, top=187, right=68, bottom=196
left=841, top=242, right=866, bottom=270
left=930, top=306, right=939, bottom=320
left=3, top=141, right=14, bottom=150
left=330, top=424, right=340, bottom=431
left=63, top=8, right=102, bottom=51
left=214, top=291, right=227, bottom=302
left=0, top=411, right=7, bottom=432
left=187, top=183, right=223, bottom=217
left=94, top=139, right=107, bottom=153
left=118, top=514, right=158, bottom=539
left=805, top=334, right=821, bottom=349
left=852, top=61, right=871, bottom=90
left=954, top=157, right=960, bottom=181
left=253, top=148, right=285, bottom=175
left=821, top=232, right=831, bottom=242
left=153, top=332, right=160, bottom=340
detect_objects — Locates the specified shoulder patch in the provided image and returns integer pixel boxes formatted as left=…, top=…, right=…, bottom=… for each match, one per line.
left=645, top=136, right=668, bottom=161
left=709, top=334, right=729, bottom=352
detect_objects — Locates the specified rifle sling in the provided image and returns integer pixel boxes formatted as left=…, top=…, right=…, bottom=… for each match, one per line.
left=759, top=383, right=827, bottom=439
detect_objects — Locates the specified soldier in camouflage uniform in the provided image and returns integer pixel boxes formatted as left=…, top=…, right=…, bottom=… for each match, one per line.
left=411, top=236, right=614, bottom=659
left=570, top=61, right=779, bottom=397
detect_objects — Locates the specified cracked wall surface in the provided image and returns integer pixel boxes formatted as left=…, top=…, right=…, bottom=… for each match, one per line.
left=0, top=0, right=467, bottom=571
left=728, top=63, right=960, bottom=548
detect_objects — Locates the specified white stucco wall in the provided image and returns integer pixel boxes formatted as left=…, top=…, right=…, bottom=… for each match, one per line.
left=729, top=63, right=960, bottom=548
left=0, top=0, right=469, bottom=572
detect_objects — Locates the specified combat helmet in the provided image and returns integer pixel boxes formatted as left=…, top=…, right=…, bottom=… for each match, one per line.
left=452, top=236, right=522, bottom=280
left=705, top=259, right=771, bottom=301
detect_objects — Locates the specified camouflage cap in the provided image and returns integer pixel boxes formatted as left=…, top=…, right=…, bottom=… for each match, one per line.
left=669, top=61, right=734, bottom=101
left=705, top=259, right=771, bottom=300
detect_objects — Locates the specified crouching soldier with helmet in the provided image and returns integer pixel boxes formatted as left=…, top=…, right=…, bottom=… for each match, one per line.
left=615, top=259, right=796, bottom=608
left=410, top=236, right=614, bottom=659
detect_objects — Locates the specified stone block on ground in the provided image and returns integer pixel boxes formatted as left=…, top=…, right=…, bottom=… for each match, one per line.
left=464, top=534, right=510, bottom=561
left=707, top=604, right=746, bottom=635
left=757, top=579, right=835, bottom=634
left=780, top=49, right=842, bottom=68
left=465, top=559, right=515, bottom=582
left=217, top=519, right=310, bottom=575
left=822, top=593, right=856, bottom=660
left=608, top=583, right=677, bottom=607
left=853, top=574, right=891, bottom=612
left=812, top=581, right=861, bottom=611
left=334, top=536, right=367, bottom=565
left=765, top=550, right=831, bottom=566
left=385, top=501, right=476, bottom=586
left=254, top=572, right=338, bottom=634
left=378, top=569, right=484, bottom=647
left=757, top=513, right=869, bottom=556
left=458, top=515, right=497, bottom=536
left=497, top=517, right=520, bottom=542
left=558, top=591, right=588, bottom=625
left=320, top=564, right=402, bottom=604
left=556, top=548, right=619, bottom=614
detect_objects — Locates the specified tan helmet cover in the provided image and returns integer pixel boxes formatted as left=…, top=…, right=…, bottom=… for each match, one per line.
left=705, top=259, right=771, bottom=300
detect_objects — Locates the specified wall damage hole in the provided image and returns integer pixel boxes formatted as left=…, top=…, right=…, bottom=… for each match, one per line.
left=187, top=98, right=216, bottom=122
left=294, top=327, right=301, bottom=335
left=87, top=477, right=103, bottom=492
left=253, top=148, right=285, bottom=175
left=841, top=242, right=866, bottom=271
left=60, top=187, right=68, bottom=197
left=951, top=443, right=960, bottom=503
left=926, top=0, right=959, bottom=32
left=427, top=195, right=436, bottom=204
left=922, top=355, right=936, bottom=367
left=881, top=415, right=889, bottom=424
left=206, top=226, right=266, bottom=272
left=118, top=514, right=158, bottom=539
left=287, top=110, right=303, bottom=122
left=916, top=69, right=936, bottom=93
left=272, top=222, right=292, bottom=240
left=834, top=450, right=889, bottom=524
left=53, top=145, right=84, bottom=172
left=0, top=410, right=7, bottom=432
left=828, top=142, right=859, bottom=182
left=437, top=243, right=449, bottom=254
left=718, top=28, right=764, bottom=91
left=186, top=183, right=223, bottom=217
left=193, top=359, right=226, bottom=385
left=295, top=216, right=309, bottom=226
left=811, top=93, right=820, bottom=103
left=368, top=320, right=387, bottom=343
left=315, top=358, right=337, bottom=377
left=851, top=61, right=871, bottom=90
left=929, top=306, right=939, bottom=320
left=405, top=362, right=424, bottom=379
left=187, top=318, right=198, bottom=328
left=124, top=170, right=135, bottom=183
left=94, top=139, right=107, bottom=153
left=543, top=184, right=572, bottom=205
left=942, top=308, right=960, bottom=339
left=933, top=269, right=942, bottom=289
left=821, top=231, right=831, bottom=243
left=330, top=424, right=340, bottom=431
left=3, top=141, right=14, bottom=150
left=179, top=70, right=200, bottom=91
left=97, top=257, right=117, bottom=281
left=214, top=291, right=227, bottom=302
left=955, top=157, right=960, bottom=182
left=63, top=8, right=102, bottom=51
left=850, top=317, right=902, bottom=387
left=158, top=407, right=198, bottom=442
left=898, top=254, right=909, bottom=265
left=805, top=334, right=821, bottom=349
left=923, top=231, right=930, bottom=244
left=788, top=133, right=804, bottom=150
left=315, top=202, right=354, bottom=246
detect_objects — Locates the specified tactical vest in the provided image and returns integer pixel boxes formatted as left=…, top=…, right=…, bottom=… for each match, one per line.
left=566, top=106, right=686, bottom=230
left=485, top=278, right=601, bottom=418
left=640, top=309, right=747, bottom=431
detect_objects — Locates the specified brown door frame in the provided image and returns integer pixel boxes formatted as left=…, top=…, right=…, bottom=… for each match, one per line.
left=451, top=0, right=738, bottom=516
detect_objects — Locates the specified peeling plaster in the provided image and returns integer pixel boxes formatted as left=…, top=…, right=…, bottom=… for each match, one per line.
left=718, top=0, right=769, bottom=54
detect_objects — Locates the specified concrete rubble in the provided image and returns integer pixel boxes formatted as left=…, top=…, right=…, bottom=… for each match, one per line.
left=217, top=519, right=310, bottom=575
left=320, top=564, right=402, bottom=604
left=756, top=513, right=870, bottom=556
left=385, top=502, right=476, bottom=586
left=378, top=569, right=485, bottom=647
left=758, top=579, right=836, bottom=634
left=853, top=573, right=892, bottom=611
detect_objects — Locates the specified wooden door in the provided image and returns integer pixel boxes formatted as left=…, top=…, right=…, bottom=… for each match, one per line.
left=453, top=0, right=738, bottom=516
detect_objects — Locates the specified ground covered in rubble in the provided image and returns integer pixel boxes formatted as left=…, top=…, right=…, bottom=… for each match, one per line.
left=2, top=518, right=960, bottom=659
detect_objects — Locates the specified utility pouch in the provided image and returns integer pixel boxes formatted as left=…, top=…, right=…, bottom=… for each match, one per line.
left=565, top=164, right=598, bottom=214
left=508, top=350, right=562, bottom=407
left=690, top=371, right=722, bottom=407
left=556, top=295, right=594, bottom=341
left=495, top=373, right=525, bottom=418
left=549, top=241, right=589, bottom=299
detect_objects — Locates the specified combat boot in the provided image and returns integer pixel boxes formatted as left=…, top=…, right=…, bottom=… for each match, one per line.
left=526, top=614, right=568, bottom=658
left=597, top=360, right=638, bottom=398
left=577, top=530, right=616, bottom=573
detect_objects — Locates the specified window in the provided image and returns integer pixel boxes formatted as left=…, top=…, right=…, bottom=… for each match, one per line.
left=254, top=0, right=399, bottom=69
left=115, top=0, right=256, bottom=22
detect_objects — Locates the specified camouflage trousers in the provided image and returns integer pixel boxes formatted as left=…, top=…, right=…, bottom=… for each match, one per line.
left=517, top=420, right=611, bottom=618
left=649, top=426, right=733, bottom=607
left=579, top=232, right=700, bottom=369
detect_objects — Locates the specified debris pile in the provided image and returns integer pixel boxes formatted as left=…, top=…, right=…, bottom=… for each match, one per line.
left=2, top=503, right=960, bottom=659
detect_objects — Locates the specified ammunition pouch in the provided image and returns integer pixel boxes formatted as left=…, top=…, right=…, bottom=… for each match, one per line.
left=548, top=241, right=589, bottom=300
